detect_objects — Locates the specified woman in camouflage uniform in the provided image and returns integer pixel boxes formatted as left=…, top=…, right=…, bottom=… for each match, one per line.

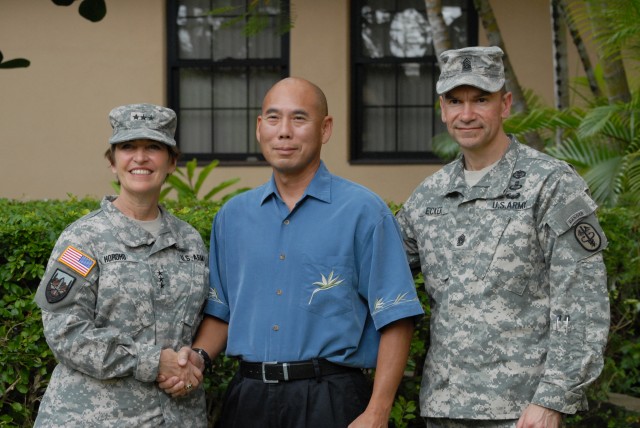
left=34, top=104, right=209, bottom=427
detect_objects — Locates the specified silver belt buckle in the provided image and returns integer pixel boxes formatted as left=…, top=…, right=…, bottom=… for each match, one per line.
left=261, top=361, right=289, bottom=383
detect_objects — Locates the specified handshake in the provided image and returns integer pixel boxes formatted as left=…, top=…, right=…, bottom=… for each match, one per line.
left=156, top=347, right=206, bottom=398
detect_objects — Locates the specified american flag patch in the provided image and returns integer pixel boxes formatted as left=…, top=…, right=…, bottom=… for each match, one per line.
left=58, top=246, right=96, bottom=277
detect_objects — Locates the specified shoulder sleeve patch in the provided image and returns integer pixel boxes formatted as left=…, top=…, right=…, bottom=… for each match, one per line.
left=57, top=246, right=96, bottom=277
left=45, top=268, right=77, bottom=303
left=574, top=222, right=603, bottom=252
left=545, top=193, right=597, bottom=236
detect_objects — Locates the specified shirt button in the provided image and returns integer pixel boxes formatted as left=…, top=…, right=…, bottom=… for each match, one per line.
left=279, top=254, right=285, bottom=260
left=273, top=325, right=279, bottom=331
left=276, top=289, right=283, bottom=295
left=283, top=219, right=290, bottom=225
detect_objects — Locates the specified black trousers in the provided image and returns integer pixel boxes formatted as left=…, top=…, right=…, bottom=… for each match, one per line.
left=215, top=370, right=373, bottom=428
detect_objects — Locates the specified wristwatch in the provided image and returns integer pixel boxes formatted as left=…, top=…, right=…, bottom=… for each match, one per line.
left=192, top=348, right=213, bottom=373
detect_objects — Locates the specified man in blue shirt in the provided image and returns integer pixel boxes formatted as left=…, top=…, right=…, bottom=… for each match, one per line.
left=161, top=77, right=424, bottom=427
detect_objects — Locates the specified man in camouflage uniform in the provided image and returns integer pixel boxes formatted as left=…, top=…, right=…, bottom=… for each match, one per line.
left=396, top=46, right=610, bottom=428
left=34, top=104, right=209, bottom=427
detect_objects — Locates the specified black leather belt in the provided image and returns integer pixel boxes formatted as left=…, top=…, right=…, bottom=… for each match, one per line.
left=240, top=359, right=359, bottom=383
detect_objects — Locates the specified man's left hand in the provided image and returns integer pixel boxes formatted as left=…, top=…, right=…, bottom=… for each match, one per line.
left=517, top=404, right=562, bottom=428
left=347, top=409, right=388, bottom=428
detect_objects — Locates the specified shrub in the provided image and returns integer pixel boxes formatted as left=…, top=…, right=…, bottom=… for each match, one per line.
left=0, top=198, right=638, bottom=427
left=0, top=197, right=222, bottom=427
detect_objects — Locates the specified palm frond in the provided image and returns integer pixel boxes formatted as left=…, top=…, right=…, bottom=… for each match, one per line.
left=583, top=156, right=625, bottom=206
left=625, top=152, right=640, bottom=193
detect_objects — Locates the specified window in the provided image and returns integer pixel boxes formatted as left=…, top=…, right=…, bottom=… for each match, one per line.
left=350, top=0, right=477, bottom=163
left=167, top=0, right=290, bottom=163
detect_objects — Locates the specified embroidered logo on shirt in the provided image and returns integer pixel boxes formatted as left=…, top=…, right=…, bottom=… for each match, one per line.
left=208, top=287, right=226, bottom=305
left=58, top=246, right=96, bottom=277
left=512, top=170, right=527, bottom=179
left=309, top=271, right=345, bottom=304
left=45, top=268, right=76, bottom=303
left=373, top=292, right=420, bottom=315
left=574, top=222, right=601, bottom=252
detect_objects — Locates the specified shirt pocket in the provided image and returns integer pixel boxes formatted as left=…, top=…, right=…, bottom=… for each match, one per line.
left=298, top=254, right=356, bottom=318
left=95, top=260, right=155, bottom=336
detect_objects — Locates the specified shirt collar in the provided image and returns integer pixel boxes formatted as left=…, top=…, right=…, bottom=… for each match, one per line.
left=102, top=196, right=186, bottom=249
left=259, top=161, right=332, bottom=205
left=444, top=135, right=520, bottom=198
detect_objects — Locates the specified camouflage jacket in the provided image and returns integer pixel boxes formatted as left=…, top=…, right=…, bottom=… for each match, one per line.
left=397, top=137, right=610, bottom=419
left=34, top=196, right=208, bottom=427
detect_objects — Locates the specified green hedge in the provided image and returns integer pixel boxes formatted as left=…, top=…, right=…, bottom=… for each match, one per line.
left=0, top=198, right=638, bottom=427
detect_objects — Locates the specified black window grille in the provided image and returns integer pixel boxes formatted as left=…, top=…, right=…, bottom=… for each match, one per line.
left=167, top=0, right=290, bottom=163
left=350, top=0, right=477, bottom=163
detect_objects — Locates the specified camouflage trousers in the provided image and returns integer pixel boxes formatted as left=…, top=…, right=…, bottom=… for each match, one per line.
left=425, top=418, right=517, bottom=428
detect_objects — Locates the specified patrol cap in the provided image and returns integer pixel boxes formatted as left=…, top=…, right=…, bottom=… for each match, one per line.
left=108, top=103, right=177, bottom=146
left=436, top=46, right=505, bottom=95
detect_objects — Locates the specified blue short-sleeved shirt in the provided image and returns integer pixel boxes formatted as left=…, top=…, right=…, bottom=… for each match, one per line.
left=205, top=162, right=423, bottom=367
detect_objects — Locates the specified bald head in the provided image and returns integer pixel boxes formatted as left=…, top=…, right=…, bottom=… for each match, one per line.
left=263, top=77, right=328, bottom=117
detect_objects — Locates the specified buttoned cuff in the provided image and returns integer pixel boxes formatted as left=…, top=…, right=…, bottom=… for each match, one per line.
left=531, top=380, right=588, bottom=414
left=135, top=345, right=162, bottom=382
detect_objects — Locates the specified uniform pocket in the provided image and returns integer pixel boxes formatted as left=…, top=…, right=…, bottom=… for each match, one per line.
left=181, top=262, right=208, bottom=341
left=474, top=210, right=540, bottom=296
left=96, top=261, right=155, bottom=335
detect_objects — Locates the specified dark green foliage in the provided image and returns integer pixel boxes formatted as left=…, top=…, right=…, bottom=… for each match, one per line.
left=0, top=198, right=638, bottom=427
left=0, top=197, right=220, bottom=427
left=0, top=51, right=30, bottom=69
left=50, top=0, right=107, bottom=22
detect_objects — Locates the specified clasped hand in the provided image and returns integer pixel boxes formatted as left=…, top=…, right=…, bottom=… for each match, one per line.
left=156, top=346, right=204, bottom=398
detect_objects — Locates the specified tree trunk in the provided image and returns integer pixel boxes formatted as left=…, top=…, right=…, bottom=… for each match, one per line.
left=551, top=0, right=570, bottom=110
left=551, top=0, right=569, bottom=146
left=587, top=0, right=630, bottom=104
left=559, top=0, right=602, bottom=99
left=424, top=0, right=452, bottom=68
left=473, top=0, right=543, bottom=150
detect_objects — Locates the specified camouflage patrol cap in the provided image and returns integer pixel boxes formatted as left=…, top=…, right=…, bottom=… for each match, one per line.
left=436, top=46, right=505, bottom=95
left=108, top=103, right=177, bottom=146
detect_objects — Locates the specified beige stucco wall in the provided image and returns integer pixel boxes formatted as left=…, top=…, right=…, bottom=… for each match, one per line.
left=0, top=0, right=586, bottom=203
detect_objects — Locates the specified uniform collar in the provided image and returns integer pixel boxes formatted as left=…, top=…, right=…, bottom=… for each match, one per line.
left=444, top=135, right=521, bottom=200
left=260, top=161, right=332, bottom=205
left=102, top=196, right=186, bottom=250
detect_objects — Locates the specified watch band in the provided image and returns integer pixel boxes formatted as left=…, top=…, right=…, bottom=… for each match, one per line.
left=192, top=347, right=213, bottom=373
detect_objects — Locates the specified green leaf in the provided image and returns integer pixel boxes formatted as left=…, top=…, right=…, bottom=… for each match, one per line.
left=193, top=159, right=220, bottom=196
left=159, top=186, right=173, bottom=201
left=79, top=0, right=106, bottom=22
left=186, top=158, right=198, bottom=186
left=0, top=58, right=31, bottom=69
left=166, top=175, right=195, bottom=197
left=432, top=132, right=459, bottom=161
left=202, top=178, right=240, bottom=201
left=205, top=6, right=239, bottom=15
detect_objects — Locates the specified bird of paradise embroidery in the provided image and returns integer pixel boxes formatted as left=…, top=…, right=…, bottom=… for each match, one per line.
left=209, top=287, right=225, bottom=304
left=309, top=270, right=345, bottom=304
left=372, top=292, right=414, bottom=314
